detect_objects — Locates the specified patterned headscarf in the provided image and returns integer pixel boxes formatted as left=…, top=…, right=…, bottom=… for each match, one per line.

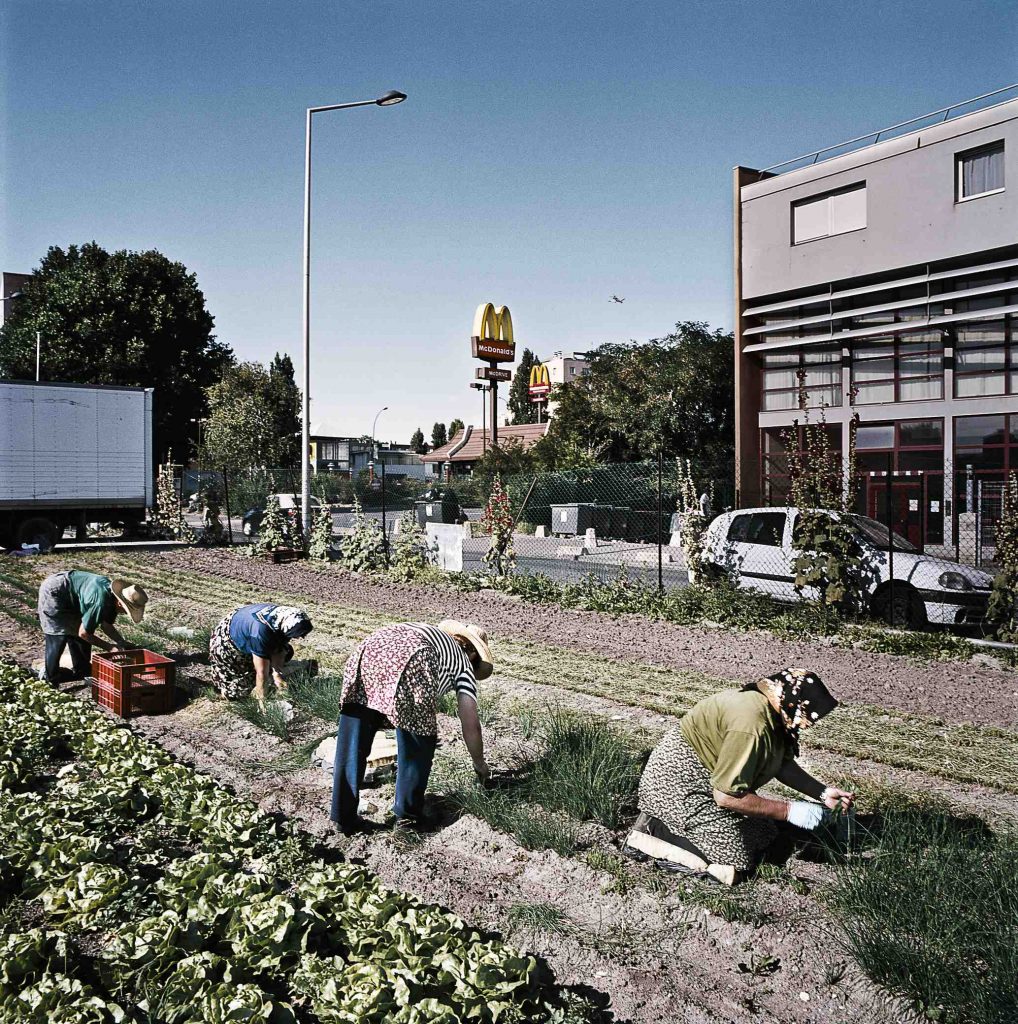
left=745, top=668, right=838, bottom=755
left=255, top=605, right=313, bottom=640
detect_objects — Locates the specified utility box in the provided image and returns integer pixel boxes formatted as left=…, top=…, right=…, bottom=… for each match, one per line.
left=551, top=503, right=599, bottom=536
left=609, top=506, right=630, bottom=539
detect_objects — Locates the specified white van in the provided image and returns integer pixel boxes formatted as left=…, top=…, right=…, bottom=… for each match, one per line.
left=701, top=507, right=992, bottom=628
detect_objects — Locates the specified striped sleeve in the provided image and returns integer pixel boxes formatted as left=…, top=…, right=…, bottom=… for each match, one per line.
left=408, top=624, right=478, bottom=703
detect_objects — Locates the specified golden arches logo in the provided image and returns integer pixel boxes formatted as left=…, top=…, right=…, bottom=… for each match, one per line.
left=529, top=363, right=550, bottom=388
left=472, top=303, right=513, bottom=344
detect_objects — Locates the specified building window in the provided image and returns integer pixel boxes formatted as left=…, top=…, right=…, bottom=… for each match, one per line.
left=953, top=414, right=1018, bottom=526
left=957, top=142, right=1004, bottom=202
left=852, top=332, right=943, bottom=405
left=853, top=419, right=944, bottom=546
left=762, top=347, right=841, bottom=411
left=792, top=183, right=866, bottom=244
left=954, top=319, right=1011, bottom=397
left=760, top=425, right=841, bottom=505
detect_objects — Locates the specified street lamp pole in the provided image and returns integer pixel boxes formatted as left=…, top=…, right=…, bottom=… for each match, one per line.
left=301, top=89, right=406, bottom=533
left=371, top=406, right=388, bottom=462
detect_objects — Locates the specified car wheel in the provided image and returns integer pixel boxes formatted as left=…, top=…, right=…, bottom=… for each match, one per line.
left=874, top=585, right=926, bottom=629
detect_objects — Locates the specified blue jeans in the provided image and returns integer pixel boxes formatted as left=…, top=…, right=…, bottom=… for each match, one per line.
left=330, top=704, right=437, bottom=833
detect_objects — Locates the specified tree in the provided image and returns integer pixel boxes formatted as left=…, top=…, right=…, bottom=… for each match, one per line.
left=0, top=242, right=233, bottom=462
left=448, top=418, right=465, bottom=440
left=508, top=347, right=539, bottom=425
left=431, top=423, right=448, bottom=449
left=544, top=321, right=734, bottom=464
left=265, top=353, right=301, bottom=468
left=203, top=361, right=298, bottom=471
left=410, top=428, right=427, bottom=454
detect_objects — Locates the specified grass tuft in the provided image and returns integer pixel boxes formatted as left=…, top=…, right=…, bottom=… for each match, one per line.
left=527, top=710, right=648, bottom=830
left=231, top=697, right=291, bottom=740
left=827, top=809, right=1018, bottom=1024
left=286, top=670, right=344, bottom=722
left=506, top=902, right=569, bottom=933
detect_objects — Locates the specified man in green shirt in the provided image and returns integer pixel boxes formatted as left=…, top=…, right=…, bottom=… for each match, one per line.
left=37, top=571, right=148, bottom=683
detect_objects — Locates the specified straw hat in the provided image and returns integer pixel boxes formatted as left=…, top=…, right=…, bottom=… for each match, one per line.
left=437, top=620, right=494, bottom=680
left=110, top=580, right=148, bottom=624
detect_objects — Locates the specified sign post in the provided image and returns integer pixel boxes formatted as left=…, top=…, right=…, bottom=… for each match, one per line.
left=471, top=303, right=515, bottom=450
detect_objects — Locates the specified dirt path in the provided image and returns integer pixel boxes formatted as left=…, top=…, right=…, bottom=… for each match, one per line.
left=152, top=549, right=1018, bottom=729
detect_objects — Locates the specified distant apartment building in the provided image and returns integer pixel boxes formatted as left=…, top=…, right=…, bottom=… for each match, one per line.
left=543, top=351, right=589, bottom=417
left=734, top=87, right=1018, bottom=555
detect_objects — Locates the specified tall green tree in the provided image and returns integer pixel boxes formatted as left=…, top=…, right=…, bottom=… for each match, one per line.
left=0, top=242, right=233, bottom=461
left=431, top=422, right=448, bottom=449
left=410, top=427, right=427, bottom=454
left=448, top=418, right=465, bottom=440
left=204, top=361, right=298, bottom=471
left=508, top=347, right=539, bottom=424
left=544, top=321, right=734, bottom=464
left=265, top=353, right=301, bottom=467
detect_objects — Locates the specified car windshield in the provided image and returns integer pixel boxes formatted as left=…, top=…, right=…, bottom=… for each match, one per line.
left=849, top=515, right=918, bottom=552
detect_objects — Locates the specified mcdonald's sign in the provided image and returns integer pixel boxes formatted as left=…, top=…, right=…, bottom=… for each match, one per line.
left=471, top=302, right=515, bottom=362
left=529, top=362, right=551, bottom=401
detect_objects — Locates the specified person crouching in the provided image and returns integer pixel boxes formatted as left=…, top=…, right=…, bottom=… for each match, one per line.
left=208, top=603, right=313, bottom=702
left=331, top=619, right=492, bottom=834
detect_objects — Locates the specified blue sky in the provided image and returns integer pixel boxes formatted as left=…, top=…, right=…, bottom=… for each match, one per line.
left=3, top=1, right=1016, bottom=442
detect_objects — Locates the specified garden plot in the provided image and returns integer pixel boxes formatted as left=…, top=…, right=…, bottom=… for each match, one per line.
left=2, top=550, right=1017, bottom=1024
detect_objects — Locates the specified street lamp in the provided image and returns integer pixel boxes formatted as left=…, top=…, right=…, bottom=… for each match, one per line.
left=300, top=89, right=407, bottom=532
left=371, top=406, right=388, bottom=462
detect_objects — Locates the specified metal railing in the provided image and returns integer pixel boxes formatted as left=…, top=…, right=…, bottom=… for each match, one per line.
left=758, top=84, right=1018, bottom=178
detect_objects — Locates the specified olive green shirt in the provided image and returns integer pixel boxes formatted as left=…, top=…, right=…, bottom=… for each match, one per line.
left=680, top=689, right=793, bottom=796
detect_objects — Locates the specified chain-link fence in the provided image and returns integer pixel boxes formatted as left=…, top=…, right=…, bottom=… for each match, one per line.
left=451, top=458, right=734, bottom=588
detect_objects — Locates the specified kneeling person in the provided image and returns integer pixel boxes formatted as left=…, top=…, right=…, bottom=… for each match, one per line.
left=209, top=603, right=314, bottom=702
left=629, top=669, right=854, bottom=884
left=37, top=571, right=147, bottom=683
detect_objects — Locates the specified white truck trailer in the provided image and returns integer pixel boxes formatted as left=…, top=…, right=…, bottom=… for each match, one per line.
left=0, top=381, right=154, bottom=551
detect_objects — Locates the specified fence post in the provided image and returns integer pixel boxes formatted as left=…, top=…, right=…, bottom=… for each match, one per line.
left=381, top=459, right=389, bottom=567
left=657, top=449, right=664, bottom=592
left=222, top=467, right=234, bottom=546
left=886, top=453, right=894, bottom=625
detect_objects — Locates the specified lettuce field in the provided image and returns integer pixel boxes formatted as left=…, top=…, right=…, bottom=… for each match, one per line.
left=0, top=662, right=602, bottom=1023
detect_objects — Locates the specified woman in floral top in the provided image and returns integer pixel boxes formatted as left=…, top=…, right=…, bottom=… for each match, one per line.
left=331, top=619, right=493, bottom=833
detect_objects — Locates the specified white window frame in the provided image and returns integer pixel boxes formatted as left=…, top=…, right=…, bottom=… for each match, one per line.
left=791, top=183, right=867, bottom=245
left=956, top=142, right=1005, bottom=203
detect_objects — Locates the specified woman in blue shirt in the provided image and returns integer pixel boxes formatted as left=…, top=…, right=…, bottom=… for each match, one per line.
left=209, top=603, right=313, bottom=701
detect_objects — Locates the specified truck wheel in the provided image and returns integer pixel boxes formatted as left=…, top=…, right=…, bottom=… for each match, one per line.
left=17, top=517, right=61, bottom=553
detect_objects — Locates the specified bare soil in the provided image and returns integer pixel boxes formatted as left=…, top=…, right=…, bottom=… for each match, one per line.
left=159, top=548, right=1018, bottom=729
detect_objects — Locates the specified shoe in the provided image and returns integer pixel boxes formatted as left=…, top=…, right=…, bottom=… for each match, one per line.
left=30, top=660, right=46, bottom=680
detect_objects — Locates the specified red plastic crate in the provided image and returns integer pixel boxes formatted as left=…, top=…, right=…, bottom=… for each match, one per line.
left=89, top=649, right=176, bottom=719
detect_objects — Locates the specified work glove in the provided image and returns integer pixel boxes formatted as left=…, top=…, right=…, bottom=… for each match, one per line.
left=786, top=800, right=825, bottom=830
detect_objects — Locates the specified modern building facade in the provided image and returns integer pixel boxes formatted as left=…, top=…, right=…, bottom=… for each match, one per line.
left=734, top=88, right=1018, bottom=557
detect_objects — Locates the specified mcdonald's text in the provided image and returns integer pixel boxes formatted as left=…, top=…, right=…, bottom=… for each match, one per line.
left=471, top=338, right=516, bottom=362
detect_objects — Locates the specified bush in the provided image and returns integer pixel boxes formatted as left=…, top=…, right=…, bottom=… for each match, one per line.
left=307, top=505, right=333, bottom=561
left=389, top=511, right=430, bottom=582
left=827, top=810, right=1018, bottom=1024
left=336, top=499, right=386, bottom=573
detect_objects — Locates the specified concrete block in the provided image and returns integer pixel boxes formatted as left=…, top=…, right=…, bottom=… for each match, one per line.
left=534, top=525, right=548, bottom=538
left=583, top=528, right=598, bottom=553
left=425, top=522, right=463, bottom=572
